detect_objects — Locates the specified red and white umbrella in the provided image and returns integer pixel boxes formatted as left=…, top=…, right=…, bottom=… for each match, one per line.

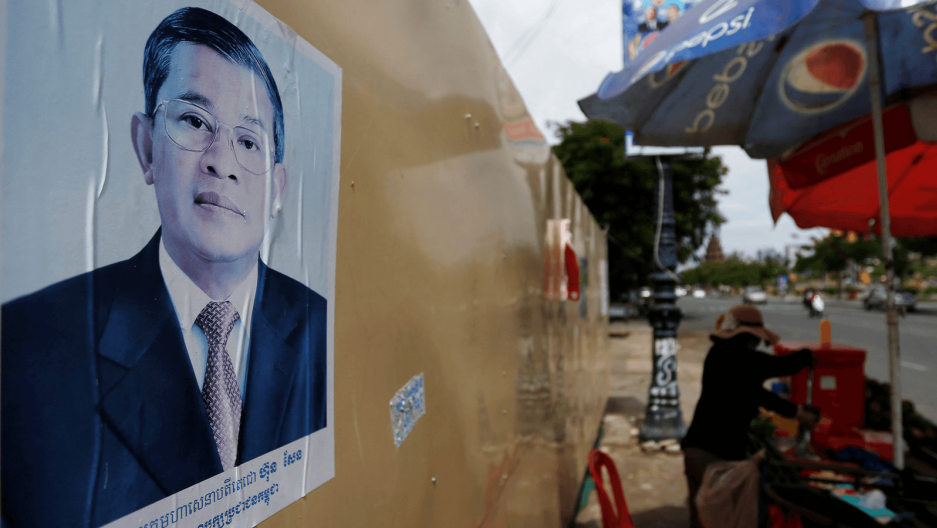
left=770, top=95, right=937, bottom=237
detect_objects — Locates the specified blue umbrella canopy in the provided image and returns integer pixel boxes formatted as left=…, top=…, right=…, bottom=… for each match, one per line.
left=580, top=0, right=937, bottom=158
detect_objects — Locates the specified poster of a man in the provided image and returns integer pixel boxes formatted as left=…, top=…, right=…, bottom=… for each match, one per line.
left=2, top=3, right=339, bottom=527
left=638, top=5, right=668, bottom=32
left=624, top=0, right=700, bottom=67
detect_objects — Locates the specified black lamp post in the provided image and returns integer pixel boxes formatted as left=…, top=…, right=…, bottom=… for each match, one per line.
left=639, top=159, right=688, bottom=442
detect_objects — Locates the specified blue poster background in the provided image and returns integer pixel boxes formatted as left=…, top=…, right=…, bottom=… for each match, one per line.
left=624, top=0, right=704, bottom=66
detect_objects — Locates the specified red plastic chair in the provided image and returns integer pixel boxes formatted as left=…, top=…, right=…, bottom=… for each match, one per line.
left=588, top=449, right=636, bottom=528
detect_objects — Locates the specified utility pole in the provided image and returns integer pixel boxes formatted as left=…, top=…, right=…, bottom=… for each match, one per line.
left=640, top=159, right=688, bottom=442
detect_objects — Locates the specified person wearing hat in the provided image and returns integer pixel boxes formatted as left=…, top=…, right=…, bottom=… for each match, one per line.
left=681, top=304, right=819, bottom=528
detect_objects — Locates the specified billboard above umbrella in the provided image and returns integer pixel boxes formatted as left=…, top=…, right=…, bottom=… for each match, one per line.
left=623, top=0, right=705, bottom=68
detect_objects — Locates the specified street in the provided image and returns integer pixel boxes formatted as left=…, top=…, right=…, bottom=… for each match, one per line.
left=676, top=296, right=937, bottom=424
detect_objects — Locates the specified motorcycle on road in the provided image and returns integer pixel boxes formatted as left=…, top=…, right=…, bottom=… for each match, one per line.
left=808, top=293, right=825, bottom=319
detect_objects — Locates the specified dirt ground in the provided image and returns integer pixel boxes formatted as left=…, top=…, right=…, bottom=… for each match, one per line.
left=575, top=320, right=712, bottom=528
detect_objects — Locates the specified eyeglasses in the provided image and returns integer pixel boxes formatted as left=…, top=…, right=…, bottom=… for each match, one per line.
left=155, top=99, right=274, bottom=175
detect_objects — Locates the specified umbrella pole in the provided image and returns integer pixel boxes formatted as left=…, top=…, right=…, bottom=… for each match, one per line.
left=863, top=13, right=903, bottom=470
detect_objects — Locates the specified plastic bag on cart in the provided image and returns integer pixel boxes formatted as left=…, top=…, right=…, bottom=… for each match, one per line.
left=695, top=457, right=761, bottom=528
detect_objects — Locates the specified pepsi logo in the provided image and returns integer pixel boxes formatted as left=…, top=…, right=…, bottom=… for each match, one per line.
left=778, top=39, right=866, bottom=115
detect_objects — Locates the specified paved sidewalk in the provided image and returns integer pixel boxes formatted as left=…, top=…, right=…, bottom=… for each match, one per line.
left=575, top=320, right=711, bottom=528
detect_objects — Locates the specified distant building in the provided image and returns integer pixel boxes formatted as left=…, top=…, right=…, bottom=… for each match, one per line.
left=705, top=235, right=724, bottom=262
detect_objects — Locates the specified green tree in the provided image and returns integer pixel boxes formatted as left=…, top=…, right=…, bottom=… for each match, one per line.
left=796, top=235, right=879, bottom=273
left=794, top=234, right=879, bottom=296
left=897, top=238, right=937, bottom=280
left=858, top=238, right=921, bottom=282
left=551, top=120, right=726, bottom=299
left=795, top=237, right=849, bottom=276
left=761, top=256, right=789, bottom=284
left=900, top=237, right=937, bottom=257
left=682, top=257, right=787, bottom=288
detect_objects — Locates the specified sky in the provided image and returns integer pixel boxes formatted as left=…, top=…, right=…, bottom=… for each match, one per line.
left=467, top=0, right=825, bottom=260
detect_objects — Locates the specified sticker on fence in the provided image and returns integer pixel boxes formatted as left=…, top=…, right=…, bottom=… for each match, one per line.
left=390, top=373, right=426, bottom=447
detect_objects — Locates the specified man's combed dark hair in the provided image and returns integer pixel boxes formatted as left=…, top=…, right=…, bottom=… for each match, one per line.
left=143, top=7, right=285, bottom=163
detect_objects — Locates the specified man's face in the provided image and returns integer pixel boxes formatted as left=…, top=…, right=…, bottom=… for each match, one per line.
left=645, top=7, right=657, bottom=22
left=140, top=43, right=284, bottom=267
left=668, top=5, right=680, bottom=21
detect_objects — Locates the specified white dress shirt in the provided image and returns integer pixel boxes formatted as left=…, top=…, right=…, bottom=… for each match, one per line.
left=158, top=239, right=258, bottom=398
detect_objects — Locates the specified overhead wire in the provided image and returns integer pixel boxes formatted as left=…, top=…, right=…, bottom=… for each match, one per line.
left=503, top=0, right=561, bottom=66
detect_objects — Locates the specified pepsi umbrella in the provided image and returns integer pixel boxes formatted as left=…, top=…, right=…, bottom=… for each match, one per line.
left=579, top=0, right=937, bottom=467
left=580, top=0, right=937, bottom=157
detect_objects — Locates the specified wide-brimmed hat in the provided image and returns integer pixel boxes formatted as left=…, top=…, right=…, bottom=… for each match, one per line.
left=712, top=304, right=781, bottom=345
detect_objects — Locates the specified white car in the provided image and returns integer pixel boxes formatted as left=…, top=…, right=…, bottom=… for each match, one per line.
left=692, top=289, right=706, bottom=298
left=742, top=286, right=767, bottom=304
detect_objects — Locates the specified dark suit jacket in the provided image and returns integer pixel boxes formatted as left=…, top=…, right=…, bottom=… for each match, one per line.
left=1, top=231, right=327, bottom=527
left=638, top=20, right=667, bottom=32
